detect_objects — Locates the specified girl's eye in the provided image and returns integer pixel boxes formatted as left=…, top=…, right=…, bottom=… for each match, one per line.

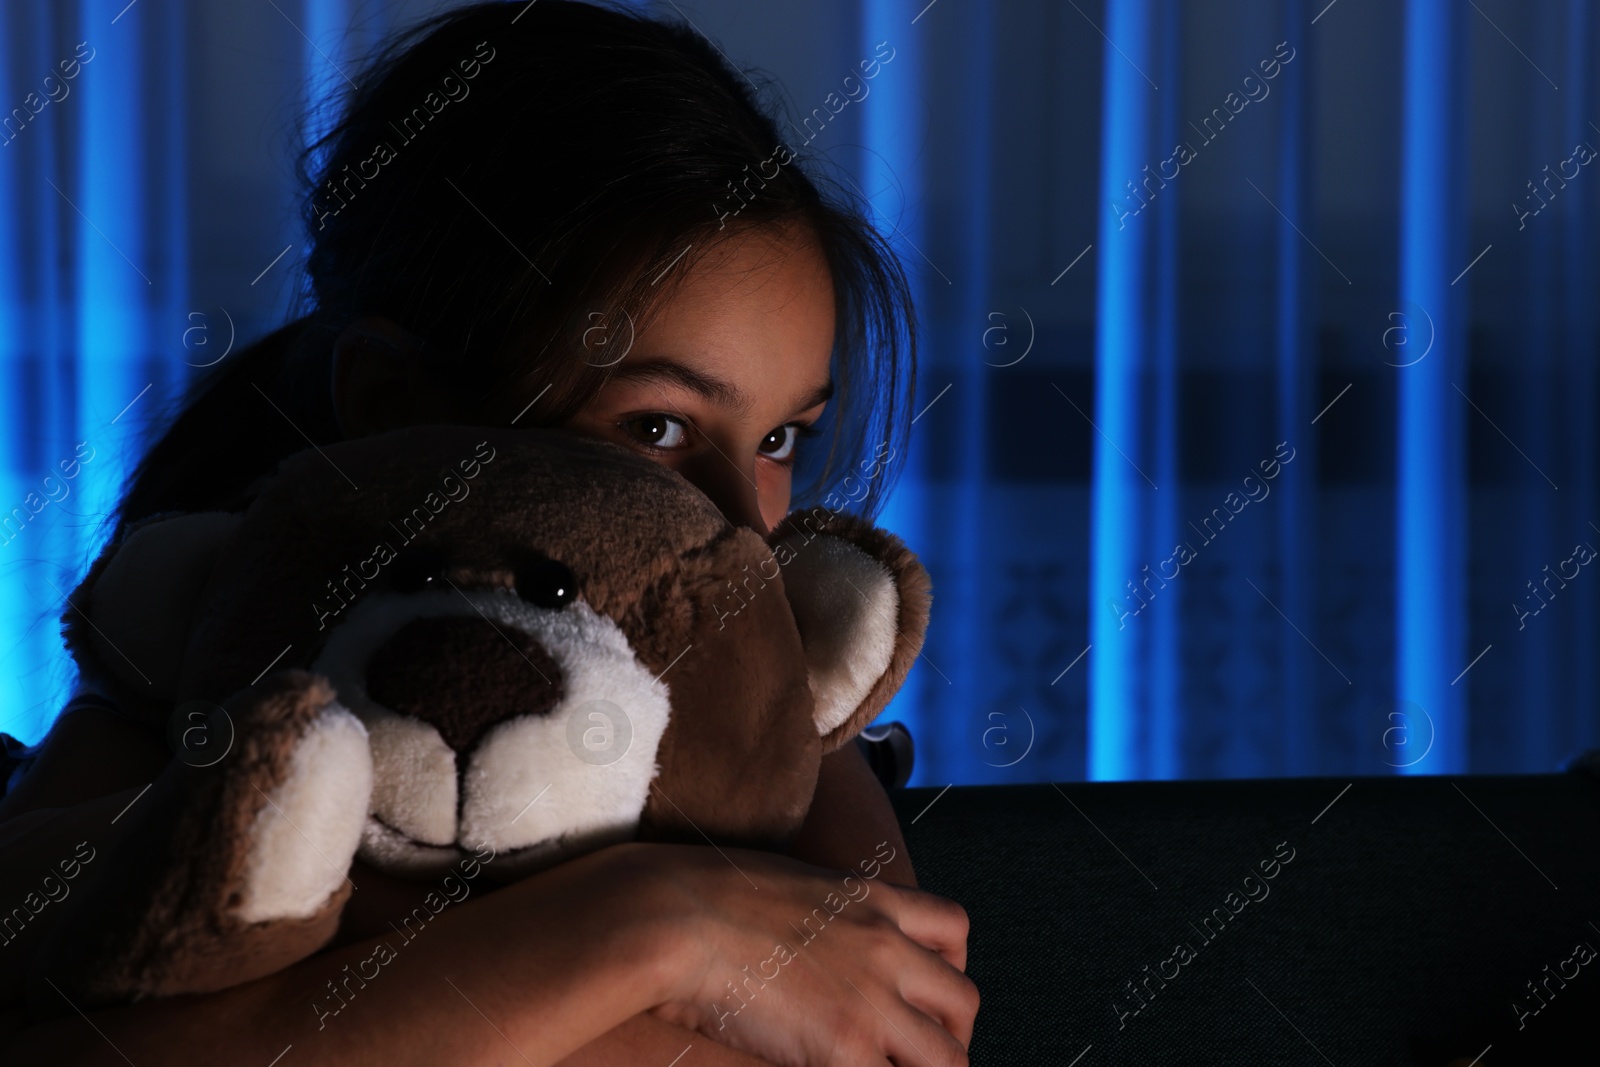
left=759, top=423, right=817, bottom=463
left=621, top=413, right=690, bottom=450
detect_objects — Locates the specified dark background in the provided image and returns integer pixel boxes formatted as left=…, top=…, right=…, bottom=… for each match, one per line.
left=0, top=0, right=1595, bottom=788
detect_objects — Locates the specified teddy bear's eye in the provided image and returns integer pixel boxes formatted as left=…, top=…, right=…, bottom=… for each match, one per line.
left=516, top=557, right=578, bottom=609
left=390, top=546, right=446, bottom=593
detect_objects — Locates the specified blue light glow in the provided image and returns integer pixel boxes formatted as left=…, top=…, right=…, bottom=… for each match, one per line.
left=1089, top=0, right=1160, bottom=781
left=1396, top=0, right=1467, bottom=774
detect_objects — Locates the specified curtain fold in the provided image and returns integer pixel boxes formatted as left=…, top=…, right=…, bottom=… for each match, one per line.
left=1272, top=0, right=1313, bottom=777
left=1395, top=0, right=1469, bottom=774
left=1088, top=0, right=1163, bottom=781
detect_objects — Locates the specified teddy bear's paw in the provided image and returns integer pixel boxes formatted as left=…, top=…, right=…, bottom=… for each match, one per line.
left=130, top=671, right=372, bottom=995
left=27, top=671, right=373, bottom=1010
left=230, top=678, right=373, bottom=923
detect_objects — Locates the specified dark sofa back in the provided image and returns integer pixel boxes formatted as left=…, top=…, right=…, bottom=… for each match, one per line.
left=890, top=771, right=1600, bottom=1066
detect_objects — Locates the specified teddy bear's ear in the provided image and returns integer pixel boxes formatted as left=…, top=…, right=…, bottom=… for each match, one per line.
left=768, top=510, right=931, bottom=752
left=65, top=512, right=243, bottom=704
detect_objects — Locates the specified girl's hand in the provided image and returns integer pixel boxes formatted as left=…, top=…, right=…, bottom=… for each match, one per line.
left=636, top=843, right=978, bottom=1067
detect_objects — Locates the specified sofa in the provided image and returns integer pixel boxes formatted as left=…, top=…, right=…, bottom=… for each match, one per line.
left=887, top=764, right=1599, bottom=1065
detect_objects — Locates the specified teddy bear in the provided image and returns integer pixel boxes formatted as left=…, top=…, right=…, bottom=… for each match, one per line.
left=26, top=425, right=930, bottom=1014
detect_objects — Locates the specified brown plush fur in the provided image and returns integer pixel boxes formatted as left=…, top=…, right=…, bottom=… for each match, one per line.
left=59, top=511, right=242, bottom=725
left=42, top=426, right=930, bottom=1012
left=31, top=672, right=351, bottom=1010
left=638, top=524, right=820, bottom=844
left=153, top=428, right=827, bottom=846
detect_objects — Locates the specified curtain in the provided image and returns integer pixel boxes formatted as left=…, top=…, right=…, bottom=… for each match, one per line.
left=3, top=1, right=1596, bottom=792
left=0, top=0, right=189, bottom=741
left=0, top=0, right=436, bottom=741
left=850, top=0, right=1600, bottom=785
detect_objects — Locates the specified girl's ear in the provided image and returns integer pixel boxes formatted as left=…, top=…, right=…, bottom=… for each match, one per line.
left=64, top=512, right=243, bottom=704
left=768, top=510, right=932, bottom=752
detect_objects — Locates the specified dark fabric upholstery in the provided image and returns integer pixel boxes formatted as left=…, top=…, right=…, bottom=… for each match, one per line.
left=890, top=772, right=1600, bottom=1066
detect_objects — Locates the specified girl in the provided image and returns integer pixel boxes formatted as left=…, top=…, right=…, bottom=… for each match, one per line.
left=0, top=2, right=977, bottom=1064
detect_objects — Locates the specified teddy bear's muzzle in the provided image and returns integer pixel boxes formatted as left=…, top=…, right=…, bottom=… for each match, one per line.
left=310, top=588, right=675, bottom=880
left=364, top=616, right=567, bottom=753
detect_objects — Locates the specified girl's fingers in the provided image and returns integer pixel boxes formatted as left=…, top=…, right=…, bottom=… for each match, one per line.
left=895, top=946, right=981, bottom=1048
left=654, top=844, right=977, bottom=1066
left=871, top=882, right=970, bottom=972
left=868, top=986, right=971, bottom=1067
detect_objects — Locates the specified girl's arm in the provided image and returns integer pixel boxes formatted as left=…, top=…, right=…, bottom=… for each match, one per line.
left=0, top=794, right=765, bottom=1065
left=557, top=743, right=921, bottom=1066
left=9, top=840, right=690, bottom=1066
left=3, top=708, right=958, bottom=1066
left=785, top=741, right=917, bottom=886
left=5, top=800, right=974, bottom=1067
left=555, top=1014, right=777, bottom=1066
left=560, top=743, right=923, bottom=1067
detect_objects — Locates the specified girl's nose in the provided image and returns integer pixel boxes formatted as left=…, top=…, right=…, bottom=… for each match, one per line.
left=682, top=453, right=770, bottom=536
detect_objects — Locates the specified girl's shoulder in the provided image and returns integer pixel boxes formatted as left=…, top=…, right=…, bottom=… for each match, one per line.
left=0, top=684, right=168, bottom=823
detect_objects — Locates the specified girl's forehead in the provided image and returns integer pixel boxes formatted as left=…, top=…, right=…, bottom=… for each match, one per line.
left=633, top=228, right=835, bottom=378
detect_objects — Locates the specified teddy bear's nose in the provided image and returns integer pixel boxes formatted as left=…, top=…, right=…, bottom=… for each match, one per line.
left=365, top=616, right=566, bottom=753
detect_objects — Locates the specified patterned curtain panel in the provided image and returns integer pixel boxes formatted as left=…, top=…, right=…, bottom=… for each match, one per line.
left=2, top=1, right=1595, bottom=789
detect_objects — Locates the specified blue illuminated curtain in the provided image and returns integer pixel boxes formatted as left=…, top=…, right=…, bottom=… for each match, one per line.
left=856, top=0, right=1600, bottom=785
left=0, top=0, right=435, bottom=742
left=0, top=0, right=187, bottom=742
left=4, top=0, right=1597, bottom=788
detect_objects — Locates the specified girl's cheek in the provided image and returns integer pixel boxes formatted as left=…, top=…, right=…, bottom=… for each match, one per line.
left=759, top=468, right=793, bottom=527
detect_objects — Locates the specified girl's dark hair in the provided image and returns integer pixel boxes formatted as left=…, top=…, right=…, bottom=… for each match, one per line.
left=116, top=0, right=915, bottom=532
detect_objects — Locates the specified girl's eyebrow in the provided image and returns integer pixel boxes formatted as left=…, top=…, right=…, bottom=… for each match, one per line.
left=609, top=358, right=833, bottom=416
left=610, top=359, right=751, bottom=415
left=791, top=378, right=835, bottom=412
